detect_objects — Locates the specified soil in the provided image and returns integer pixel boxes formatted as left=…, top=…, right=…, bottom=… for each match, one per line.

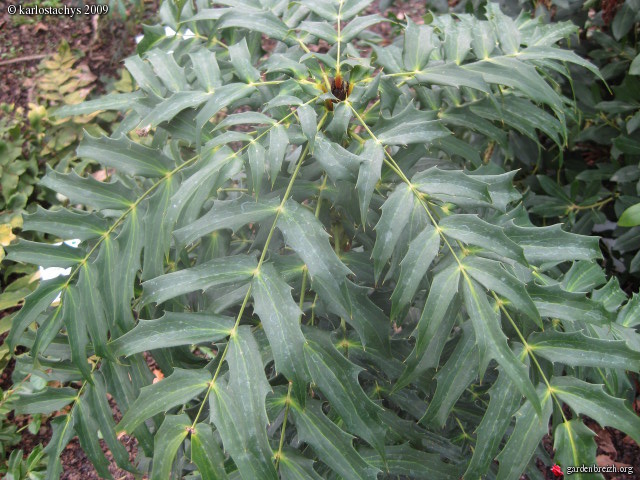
left=0, top=2, right=144, bottom=110
left=1, top=0, right=639, bottom=479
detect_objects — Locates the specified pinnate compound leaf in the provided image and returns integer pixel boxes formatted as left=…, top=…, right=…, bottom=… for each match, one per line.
left=551, top=377, right=640, bottom=444
left=495, top=386, right=553, bottom=480
left=463, top=278, right=541, bottom=416
left=110, top=312, right=234, bottom=357
left=141, top=254, right=257, bottom=305
left=553, top=420, right=599, bottom=480
left=117, top=368, right=211, bottom=434
left=151, top=414, right=190, bottom=480
left=291, top=399, right=380, bottom=480
left=191, top=423, right=228, bottom=480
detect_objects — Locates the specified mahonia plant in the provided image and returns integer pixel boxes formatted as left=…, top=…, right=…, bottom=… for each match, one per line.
left=5, top=0, right=640, bottom=478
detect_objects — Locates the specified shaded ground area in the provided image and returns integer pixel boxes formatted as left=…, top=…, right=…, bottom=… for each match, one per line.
left=0, top=6, right=140, bottom=110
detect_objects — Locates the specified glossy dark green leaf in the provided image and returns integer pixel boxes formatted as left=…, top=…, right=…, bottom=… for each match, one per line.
left=553, top=420, right=599, bottom=480
left=402, top=19, right=437, bottom=71
left=77, top=133, right=173, bottom=177
left=14, top=387, right=77, bottom=415
left=252, top=263, right=309, bottom=392
left=420, top=324, right=478, bottom=427
left=462, top=278, right=541, bottom=416
left=291, top=399, right=379, bottom=480
left=151, top=414, right=190, bottom=480
left=88, top=373, right=137, bottom=473
left=110, top=312, right=234, bottom=357
left=7, top=277, right=65, bottom=349
left=372, top=183, right=414, bottom=282
left=277, top=200, right=353, bottom=318
left=528, top=329, right=640, bottom=370
left=463, top=256, right=540, bottom=326
left=465, top=368, right=523, bottom=478
left=528, top=284, right=611, bottom=324
left=174, top=195, right=279, bottom=246
left=22, top=206, right=108, bottom=241
left=141, top=254, right=257, bottom=305
left=304, top=331, right=384, bottom=452
left=395, top=263, right=461, bottom=390
left=412, top=167, right=492, bottom=207
left=495, top=386, right=553, bottom=480
left=40, top=167, right=135, bottom=210
left=505, top=223, right=602, bottom=264
left=191, top=423, right=228, bottom=479
left=117, top=368, right=211, bottom=434
left=441, top=215, right=527, bottom=264
left=63, top=285, right=92, bottom=381
left=551, top=377, right=640, bottom=444
left=5, top=239, right=84, bottom=268
left=360, top=444, right=462, bottom=479
left=373, top=103, right=450, bottom=145
left=390, top=225, right=440, bottom=321
left=356, top=140, right=383, bottom=226
left=216, top=8, right=290, bottom=41
left=76, top=396, right=113, bottom=479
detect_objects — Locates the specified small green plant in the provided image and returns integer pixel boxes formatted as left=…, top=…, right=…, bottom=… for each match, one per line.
left=4, top=1, right=640, bottom=478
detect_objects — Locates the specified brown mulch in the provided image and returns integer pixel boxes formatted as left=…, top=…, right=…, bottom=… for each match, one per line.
left=0, top=4, right=143, bottom=111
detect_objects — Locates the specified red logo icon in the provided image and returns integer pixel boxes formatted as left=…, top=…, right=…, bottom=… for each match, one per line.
left=551, top=464, right=564, bottom=477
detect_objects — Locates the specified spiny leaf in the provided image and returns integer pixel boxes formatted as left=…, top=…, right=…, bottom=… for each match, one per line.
left=151, top=414, right=190, bottom=480
left=252, top=263, right=309, bottom=398
left=141, top=254, right=257, bottom=305
left=495, top=387, right=553, bottom=480
left=390, top=224, right=440, bottom=321
left=303, top=330, right=385, bottom=453
left=191, top=423, right=228, bottom=480
left=462, top=278, right=541, bottom=416
left=117, top=368, right=211, bottom=434
left=110, top=312, right=234, bottom=357
left=77, top=133, right=173, bottom=177
left=291, top=399, right=380, bottom=480
left=22, top=206, right=108, bottom=241
left=551, top=377, right=640, bottom=444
